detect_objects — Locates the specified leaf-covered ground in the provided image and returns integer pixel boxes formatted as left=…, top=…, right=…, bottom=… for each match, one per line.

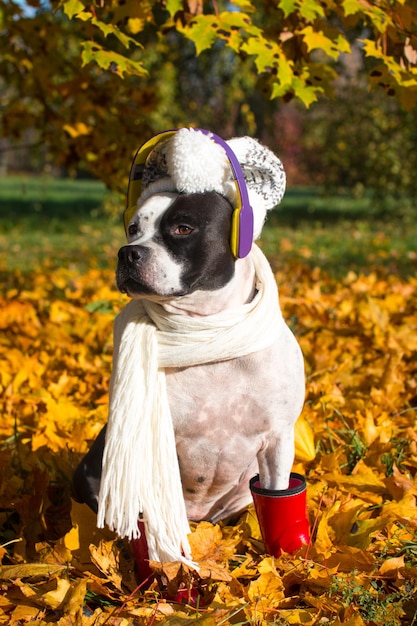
left=1, top=247, right=417, bottom=625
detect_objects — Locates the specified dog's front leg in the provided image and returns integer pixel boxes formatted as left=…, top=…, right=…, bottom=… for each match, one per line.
left=251, top=426, right=310, bottom=556
left=256, top=425, right=295, bottom=491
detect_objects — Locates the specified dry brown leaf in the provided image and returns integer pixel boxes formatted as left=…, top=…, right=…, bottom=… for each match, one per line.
left=0, top=563, right=66, bottom=580
left=195, top=560, right=232, bottom=582
left=37, top=577, right=71, bottom=609
left=9, top=604, right=43, bottom=624
left=189, top=521, right=240, bottom=563
left=378, top=554, right=406, bottom=577
left=275, top=608, right=319, bottom=624
left=89, top=540, right=123, bottom=590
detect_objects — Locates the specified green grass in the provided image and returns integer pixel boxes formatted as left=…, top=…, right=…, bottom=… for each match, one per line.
left=0, top=175, right=109, bottom=222
left=263, top=214, right=417, bottom=278
left=0, top=175, right=122, bottom=272
left=0, top=175, right=416, bottom=277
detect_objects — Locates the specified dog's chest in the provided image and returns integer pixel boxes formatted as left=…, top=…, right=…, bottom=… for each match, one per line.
left=163, top=350, right=280, bottom=520
left=166, top=358, right=270, bottom=437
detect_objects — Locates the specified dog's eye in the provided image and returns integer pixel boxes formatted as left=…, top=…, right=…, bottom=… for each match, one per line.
left=174, top=225, right=194, bottom=236
left=128, top=224, right=138, bottom=237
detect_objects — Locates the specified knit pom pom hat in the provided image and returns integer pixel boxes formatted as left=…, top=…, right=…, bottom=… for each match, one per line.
left=137, top=128, right=286, bottom=240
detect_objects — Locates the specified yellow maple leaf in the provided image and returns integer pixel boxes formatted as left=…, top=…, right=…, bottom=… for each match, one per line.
left=295, top=415, right=316, bottom=461
left=63, top=122, right=91, bottom=138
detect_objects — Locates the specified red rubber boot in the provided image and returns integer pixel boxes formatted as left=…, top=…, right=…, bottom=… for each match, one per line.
left=131, top=523, right=206, bottom=606
left=131, top=521, right=153, bottom=586
left=250, top=473, right=310, bottom=556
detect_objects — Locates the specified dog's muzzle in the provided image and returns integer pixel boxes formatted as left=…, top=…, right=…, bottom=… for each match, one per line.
left=117, top=245, right=153, bottom=294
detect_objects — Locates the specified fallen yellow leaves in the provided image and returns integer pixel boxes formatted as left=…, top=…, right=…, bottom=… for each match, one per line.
left=0, top=261, right=416, bottom=624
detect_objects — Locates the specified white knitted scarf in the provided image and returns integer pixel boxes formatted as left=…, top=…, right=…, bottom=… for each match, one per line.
left=97, top=244, right=284, bottom=565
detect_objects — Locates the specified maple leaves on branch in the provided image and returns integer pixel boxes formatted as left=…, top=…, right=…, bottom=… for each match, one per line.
left=59, top=0, right=417, bottom=108
left=2, top=0, right=417, bottom=195
left=0, top=255, right=416, bottom=623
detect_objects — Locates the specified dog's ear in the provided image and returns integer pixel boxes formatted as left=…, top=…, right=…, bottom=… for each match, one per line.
left=226, top=137, right=286, bottom=240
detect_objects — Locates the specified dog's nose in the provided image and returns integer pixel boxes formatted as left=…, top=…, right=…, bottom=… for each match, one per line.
left=118, top=245, right=143, bottom=265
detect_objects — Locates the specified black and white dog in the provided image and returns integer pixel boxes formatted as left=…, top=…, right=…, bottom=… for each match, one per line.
left=73, top=129, right=308, bottom=563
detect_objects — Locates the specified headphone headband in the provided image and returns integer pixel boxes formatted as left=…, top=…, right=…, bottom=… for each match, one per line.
left=124, top=128, right=254, bottom=259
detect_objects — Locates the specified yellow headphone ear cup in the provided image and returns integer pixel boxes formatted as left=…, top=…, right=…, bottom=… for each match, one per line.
left=230, top=207, right=240, bottom=259
left=124, top=130, right=178, bottom=233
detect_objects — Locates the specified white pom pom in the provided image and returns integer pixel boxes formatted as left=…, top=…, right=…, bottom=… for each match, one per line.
left=166, top=129, right=231, bottom=195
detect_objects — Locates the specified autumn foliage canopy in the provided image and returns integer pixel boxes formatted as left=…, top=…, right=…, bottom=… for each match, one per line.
left=1, top=0, right=417, bottom=190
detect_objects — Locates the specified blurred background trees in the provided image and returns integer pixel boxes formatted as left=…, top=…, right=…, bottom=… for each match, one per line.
left=1, top=0, right=416, bottom=212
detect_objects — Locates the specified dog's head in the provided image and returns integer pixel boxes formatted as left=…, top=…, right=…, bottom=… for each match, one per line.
left=117, top=190, right=236, bottom=297
left=117, top=128, right=286, bottom=298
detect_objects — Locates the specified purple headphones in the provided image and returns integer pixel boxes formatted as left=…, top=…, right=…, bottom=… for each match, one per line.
left=124, top=128, right=254, bottom=259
